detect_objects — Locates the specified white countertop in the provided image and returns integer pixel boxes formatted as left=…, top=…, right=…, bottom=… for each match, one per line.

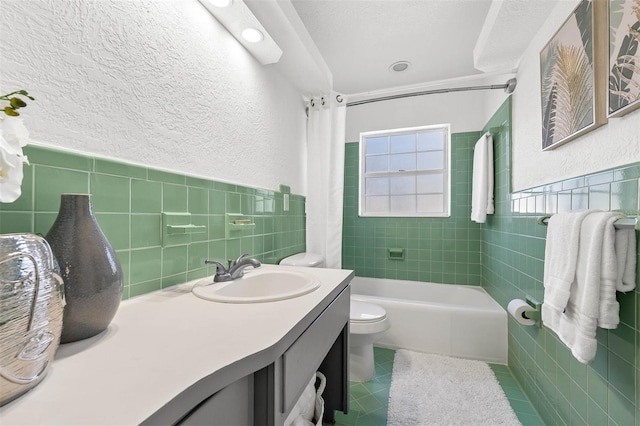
left=0, top=265, right=353, bottom=425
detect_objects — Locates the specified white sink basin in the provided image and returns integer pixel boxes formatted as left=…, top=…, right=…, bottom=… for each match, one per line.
left=192, top=269, right=320, bottom=303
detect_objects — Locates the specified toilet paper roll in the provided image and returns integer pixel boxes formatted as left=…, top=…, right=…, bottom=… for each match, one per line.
left=508, top=299, right=536, bottom=326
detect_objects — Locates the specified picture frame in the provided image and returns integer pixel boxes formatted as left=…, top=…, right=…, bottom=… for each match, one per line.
left=608, top=0, right=640, bottom=117
left=540, top=0, right=608, bottom=150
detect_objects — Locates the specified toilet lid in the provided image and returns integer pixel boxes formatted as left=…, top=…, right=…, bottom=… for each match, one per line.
left=350, top=300, right=387, bottom=323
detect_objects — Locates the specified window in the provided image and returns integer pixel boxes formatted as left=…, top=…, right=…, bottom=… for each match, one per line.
left=359, top=124, right=451, bottom=217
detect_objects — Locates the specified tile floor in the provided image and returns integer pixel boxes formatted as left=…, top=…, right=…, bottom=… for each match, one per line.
left=331, top=347, right=543, bottom=426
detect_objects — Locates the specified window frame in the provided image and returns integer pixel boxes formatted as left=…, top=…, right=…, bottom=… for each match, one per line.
left=358, top=124, right=451, bottom=218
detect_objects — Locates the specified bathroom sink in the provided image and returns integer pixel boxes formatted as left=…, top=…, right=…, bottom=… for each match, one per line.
left=191, top=269, right=320, bottom=303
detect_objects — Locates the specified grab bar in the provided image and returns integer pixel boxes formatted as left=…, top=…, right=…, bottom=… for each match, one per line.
left=537, top=215, right=640, bottom=230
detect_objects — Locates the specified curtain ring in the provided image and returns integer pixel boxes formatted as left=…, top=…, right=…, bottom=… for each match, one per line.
left=310, top=99, right=315, bottom=107
left=336, top=95, right=343, bottom=103
left=321, top=97, right=326, bottom=106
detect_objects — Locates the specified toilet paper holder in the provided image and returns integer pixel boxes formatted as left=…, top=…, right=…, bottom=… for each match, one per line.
left=524, top=295, right=542, bottom=327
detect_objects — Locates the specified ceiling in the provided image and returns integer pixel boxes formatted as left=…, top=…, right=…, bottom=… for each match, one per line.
left=274, top=0, right=560, bottom=98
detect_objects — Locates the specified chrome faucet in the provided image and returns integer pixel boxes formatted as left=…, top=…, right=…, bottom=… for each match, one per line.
left=205, top=253, right=261, bottom=282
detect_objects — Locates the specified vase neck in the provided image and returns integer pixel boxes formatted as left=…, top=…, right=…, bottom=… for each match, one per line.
left=59, top=194, right=94, bottom=217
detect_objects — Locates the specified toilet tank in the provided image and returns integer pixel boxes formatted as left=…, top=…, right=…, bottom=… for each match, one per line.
left=279, top=252, right=325, bottom=268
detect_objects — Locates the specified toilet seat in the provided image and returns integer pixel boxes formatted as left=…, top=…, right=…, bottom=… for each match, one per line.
left=279, top=253, right=325, bottom=267
left=350, top=300, right=387, bottom=323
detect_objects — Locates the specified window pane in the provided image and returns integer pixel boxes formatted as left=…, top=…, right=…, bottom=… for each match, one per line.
left=390, top=153, right=416, bottom=171
left=390, top=175, right=415, bottom=195
left=417, top=194, right=444, bottom=213
left=366, top=155, right=388, bottom=172
left=417, top=151, right=444, bottom=170
left=359, top=124, right=450, bottom=217
left=417, top=131, right=444, bottom=151
left=366, top=196, right=388, bottom=212
left=390, top=134, right=415, bottom=153
left=390, top=195, right=415, bottom=212
left=365, top=177, right=389, bottom=195
left=417, top=174, right=444, bottom=193
left=365, top=137, right=388, bottom=155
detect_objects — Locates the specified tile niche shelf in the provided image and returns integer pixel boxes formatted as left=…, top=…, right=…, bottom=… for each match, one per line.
left=225, top=213, right=256, bottom=239
left=162, top=212, right=207, bottom=246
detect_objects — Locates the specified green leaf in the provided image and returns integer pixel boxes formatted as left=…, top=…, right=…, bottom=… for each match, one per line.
left=609, top=0, right=626, bottom=55
left=10, top=97, right=27, bottom=108
left=3, top=107, right=19, bottom=116
left=542, top=83, right=557, bottom=148
left=574, top=0, right=593, bottom=65
left=610, top=21, right=640, bottom=111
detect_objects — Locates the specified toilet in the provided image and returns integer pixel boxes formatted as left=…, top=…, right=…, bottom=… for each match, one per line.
left=279, top=253, right=390, bottom=382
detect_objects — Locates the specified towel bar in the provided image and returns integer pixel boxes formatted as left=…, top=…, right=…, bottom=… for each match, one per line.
left=537, top=215, right=640, bottom=230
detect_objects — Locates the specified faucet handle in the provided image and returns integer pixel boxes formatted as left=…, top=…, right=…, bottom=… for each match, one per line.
left=205, top=259, right=227, bottom=274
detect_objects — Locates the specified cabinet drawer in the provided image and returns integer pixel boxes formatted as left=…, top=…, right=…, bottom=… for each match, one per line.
left=281, top=287, right=350, bottom=414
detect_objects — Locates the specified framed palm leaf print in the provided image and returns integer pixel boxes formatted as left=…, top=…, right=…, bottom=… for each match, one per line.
left=540, top=0, right=608, bottom=150
left=609, top=0, right=640, bottom=117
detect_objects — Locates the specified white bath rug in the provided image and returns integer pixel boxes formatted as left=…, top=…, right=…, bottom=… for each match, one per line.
left=387, top=350, right=521, bottom=425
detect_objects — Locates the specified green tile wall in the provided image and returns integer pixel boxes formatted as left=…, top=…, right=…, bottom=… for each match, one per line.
left=342, top=132, right=483, bottom=285
left=0, top=145, right=305, bottom=300
left=482, top=98, right=640, bottom=425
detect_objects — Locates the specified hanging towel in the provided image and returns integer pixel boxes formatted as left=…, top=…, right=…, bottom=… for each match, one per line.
left=556, top=212, right=620, bottom=364
left=471, top=133, right=494, bottom=223
left=615, top=227, right=637, bottom=292
left=598, top=213, right=624, bottom=329
left=541, top=210, right=592, bottom=332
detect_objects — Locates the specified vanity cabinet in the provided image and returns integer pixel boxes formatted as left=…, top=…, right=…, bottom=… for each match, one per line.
left=147, top=283, right=351, bottom=426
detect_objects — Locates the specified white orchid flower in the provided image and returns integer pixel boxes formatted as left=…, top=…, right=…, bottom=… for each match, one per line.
left=0, top=116, right=29, bottom=203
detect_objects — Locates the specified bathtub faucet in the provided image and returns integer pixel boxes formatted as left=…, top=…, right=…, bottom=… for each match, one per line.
left=205, top=253, right=261, bottom=282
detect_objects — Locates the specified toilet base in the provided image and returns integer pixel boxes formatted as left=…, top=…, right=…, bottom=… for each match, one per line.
left=349, top=342, right=375, bottom=382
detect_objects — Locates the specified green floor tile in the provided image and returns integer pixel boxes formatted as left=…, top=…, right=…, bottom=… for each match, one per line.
left=354, top=393, right=384, bottom=413
left=349, top=383, right=370, bottom=401
left=334, top=408, right=360, bottom=426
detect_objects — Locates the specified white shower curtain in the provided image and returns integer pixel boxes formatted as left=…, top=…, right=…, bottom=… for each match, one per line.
left=305, top=93, right=347, bottom=269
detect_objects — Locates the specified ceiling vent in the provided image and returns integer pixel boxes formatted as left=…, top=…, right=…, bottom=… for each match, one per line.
left=389, top=61, right=411, bottom=73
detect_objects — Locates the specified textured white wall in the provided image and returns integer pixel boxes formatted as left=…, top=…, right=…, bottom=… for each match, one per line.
left=345, top=87, right=509, bottom=143
left=511, top=0, right=640, bottom=191
left=0, top=0, right=307, bottom=194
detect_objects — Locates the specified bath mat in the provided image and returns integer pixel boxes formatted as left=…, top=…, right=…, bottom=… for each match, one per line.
left=387, top=350, right=521, bottom=425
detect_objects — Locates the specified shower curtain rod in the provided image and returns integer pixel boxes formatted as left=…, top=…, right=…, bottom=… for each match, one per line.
left=345, top=78, right=517, bottom=107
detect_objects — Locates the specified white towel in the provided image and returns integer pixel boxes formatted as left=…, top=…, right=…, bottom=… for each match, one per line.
left=556, top=212, right=620, bottom=363
left=470, top=133, right=494, bottom=223
left=541, top=210, right=592, bottom=332
left=615, top=228, right=637, bottom=292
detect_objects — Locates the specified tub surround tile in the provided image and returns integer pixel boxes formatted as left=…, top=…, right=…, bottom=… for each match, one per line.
left=343, top=132, right=483, bottom=286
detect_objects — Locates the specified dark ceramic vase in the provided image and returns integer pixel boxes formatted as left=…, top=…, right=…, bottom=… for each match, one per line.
left=45, top=194, right=123, bottom=343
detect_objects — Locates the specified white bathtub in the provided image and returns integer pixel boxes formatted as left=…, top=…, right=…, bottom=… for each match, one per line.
left=351, top=277, right=508, bottom=364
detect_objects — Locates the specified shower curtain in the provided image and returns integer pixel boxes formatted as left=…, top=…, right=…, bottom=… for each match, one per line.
left=305, top=93, right=346, bottom=269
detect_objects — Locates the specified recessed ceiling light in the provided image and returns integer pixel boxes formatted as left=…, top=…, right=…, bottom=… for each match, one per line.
left=389, top=61, right=411, bottom=72
left=207, top=0, right=232, bottom=7
left=241, top=27, right=264, bottom=43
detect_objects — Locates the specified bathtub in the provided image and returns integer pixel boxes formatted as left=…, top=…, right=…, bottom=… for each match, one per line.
left=351, top=277, right=508, bottom=364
